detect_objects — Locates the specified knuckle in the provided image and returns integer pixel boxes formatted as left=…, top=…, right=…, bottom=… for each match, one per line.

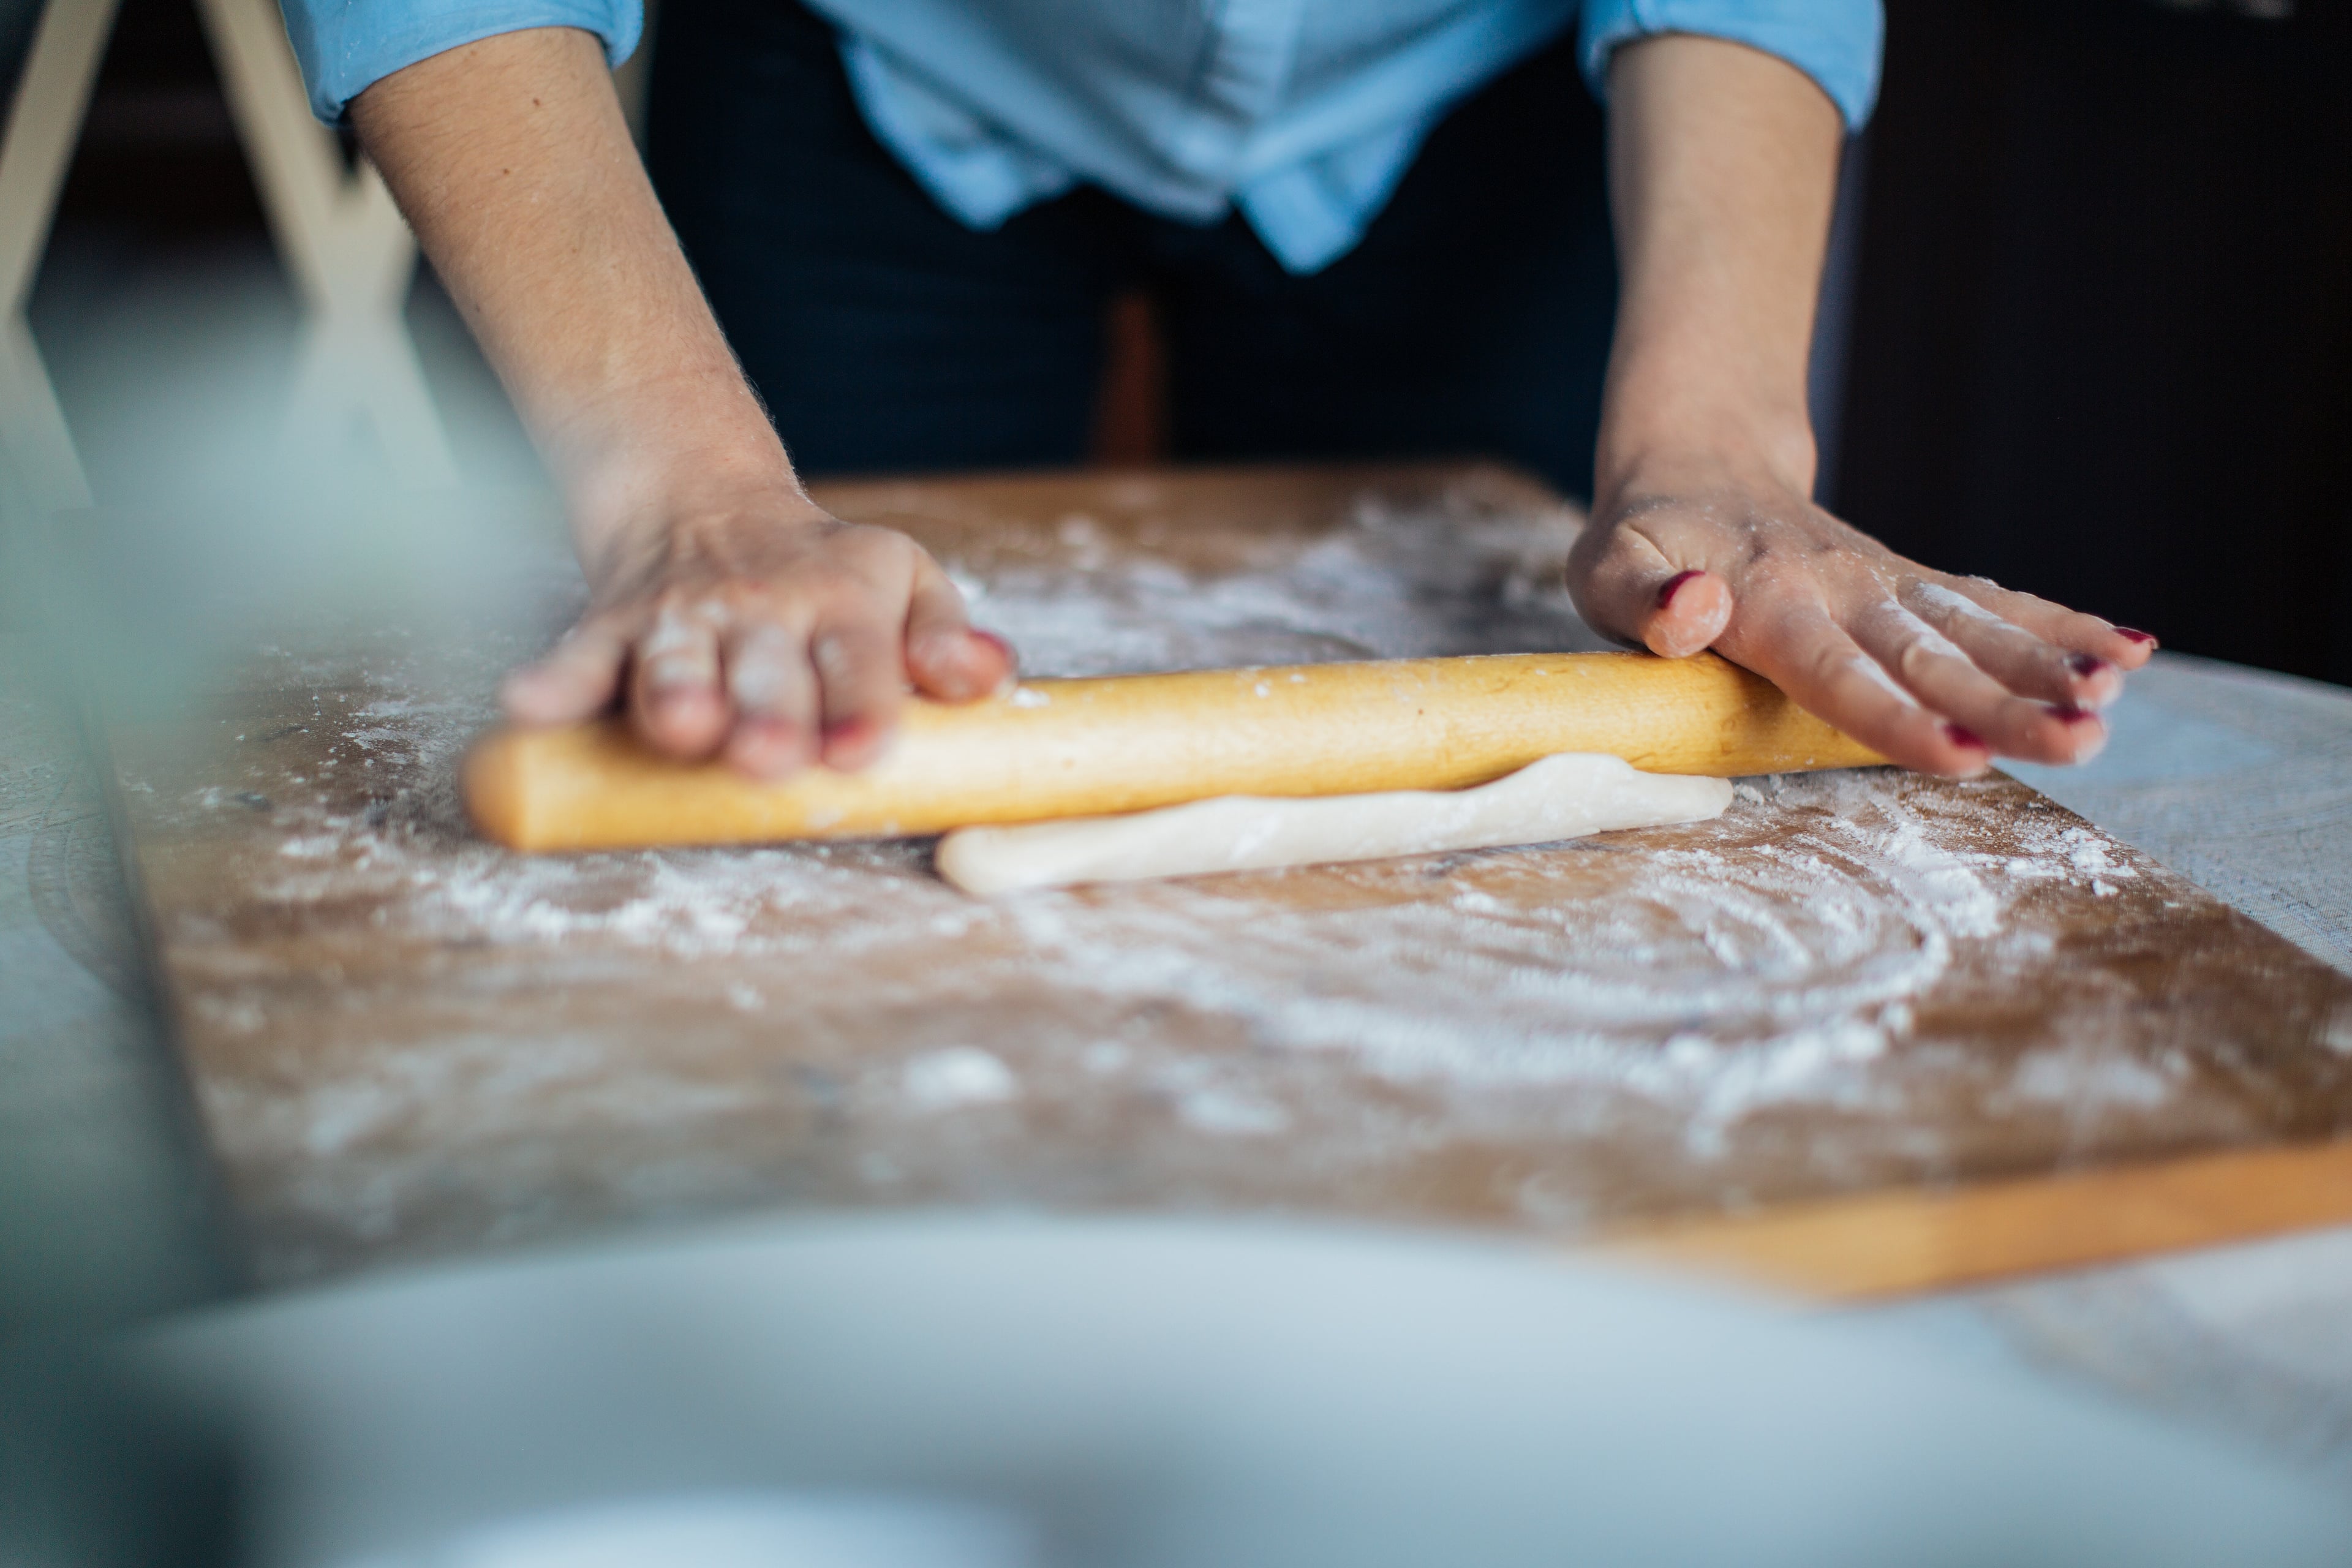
left=1893, top=635, right=1945, bottom=683
left=703, top=580, right=768, bottom=618
left=725, top=578, right=826, bottom=629
left=829, top=525, right=916, bottom=575
left=1734, top=575, right=1805, bottom=625
left=909, top=586, right=971, bottom=633
left=647, top=584, right=714, bottom=620
left=793, top=563, right=883, bottom=616
left=638, top=616, right=710, bottom=660
left=810, top=630, right=889, bottom=689
left=1798, top=638, right=1857, bottom=690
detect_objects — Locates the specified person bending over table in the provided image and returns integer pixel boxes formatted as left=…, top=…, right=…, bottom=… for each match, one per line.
left=285, top=0, right=2152, bottom=780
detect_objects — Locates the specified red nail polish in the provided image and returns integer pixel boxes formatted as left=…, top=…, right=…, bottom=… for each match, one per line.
left=1656, top=570, right=1703, bottom=610
left=1943, top=723, right=1988, bottom=752
left=2067, top=653, right=2109, bottom=679
left=2047, top=703, right=2094, bottom=724
left=2114, top=628, right=2157, bottom=646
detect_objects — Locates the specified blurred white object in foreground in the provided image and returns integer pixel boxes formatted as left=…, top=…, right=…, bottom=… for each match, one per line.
left=122, top=1214, right=2352, bottom=1568
left=347, top=1493, right=1033, bottom=1568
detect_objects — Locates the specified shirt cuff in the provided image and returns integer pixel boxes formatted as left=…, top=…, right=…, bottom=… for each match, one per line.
left=1576, top=0, right=1884, bottom=130
left=282, top=0, right=643, bottom=124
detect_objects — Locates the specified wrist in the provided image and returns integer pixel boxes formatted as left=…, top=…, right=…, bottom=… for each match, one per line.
left=547, top=356, right=786, bottom=482
left=544, top=366, right=816, bottom=570
left=567, top=449, right=831, bottom=599
left=1594, top=374, right=1817, bottom=508
left=574, top=473, right=836, bottom=600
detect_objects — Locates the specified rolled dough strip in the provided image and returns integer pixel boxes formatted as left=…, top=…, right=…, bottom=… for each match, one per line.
left=935, top=753, right=1733, bottom=895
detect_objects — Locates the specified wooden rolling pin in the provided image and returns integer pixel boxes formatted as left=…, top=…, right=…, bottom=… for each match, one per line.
left=465, top=650, right=1883, bottom=851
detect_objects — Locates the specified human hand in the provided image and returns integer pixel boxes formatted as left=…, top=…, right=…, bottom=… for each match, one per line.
left=1566, top=453, right=2156, bottom=777
left=500, top=483, right=1014, bottom=777
left=1581, top=39, right=2150, bottom=777
left=350, top=33, right=1011, bottom=780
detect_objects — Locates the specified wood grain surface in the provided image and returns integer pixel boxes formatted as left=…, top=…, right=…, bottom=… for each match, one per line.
left=89, top=464, right=2352, bottom=1293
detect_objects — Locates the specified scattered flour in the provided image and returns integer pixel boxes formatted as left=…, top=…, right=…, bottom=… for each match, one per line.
left=902, top=1047, right=1020, bottom=1110
left=1909, top=581, right=2010, bottom=628
left=2324, top=1006, right=2352, bottom=1057
left=231, top=668, right=2146, bottom=1185
left=1177, top=1088, right=1292, bottom=1137
left=957, top=492, right=1611, bottom=675
left=2008, top=1050, right=2177, bottom=1110
left=169, top=490, right=2218, bottom=1265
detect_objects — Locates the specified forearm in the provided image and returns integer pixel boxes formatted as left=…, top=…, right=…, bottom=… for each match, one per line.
left=1596, top=34, right=1844, bottom=497
left=349, top=27, right=810, bottom=576
left=1570, top=32, right=2144, bottom=780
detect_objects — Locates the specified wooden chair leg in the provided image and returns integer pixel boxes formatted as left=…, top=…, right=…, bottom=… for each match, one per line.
left=0, top=0, right=119, bottom=513
left=195, top=0, right=458, bottom=488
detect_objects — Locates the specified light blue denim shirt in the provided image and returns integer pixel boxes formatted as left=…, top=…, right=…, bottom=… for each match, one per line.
left=284, top=0, right=1880, bottom=273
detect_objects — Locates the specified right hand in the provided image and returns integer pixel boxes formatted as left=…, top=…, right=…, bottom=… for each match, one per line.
left=500, top=483, right=1015, bottom=778
left=349, top=31, right=1010, bottom=779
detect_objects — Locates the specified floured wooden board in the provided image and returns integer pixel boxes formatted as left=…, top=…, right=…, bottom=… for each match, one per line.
left=94, top=464, right=2352, bottom=1292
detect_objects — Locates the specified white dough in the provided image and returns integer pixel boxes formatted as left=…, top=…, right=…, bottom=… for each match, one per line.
left=935, top=753, right=1734, bottom=895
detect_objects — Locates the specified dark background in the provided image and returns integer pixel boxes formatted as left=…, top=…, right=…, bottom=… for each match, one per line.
left=13, top=0, right=2352, bottom=685
left=1836, top=0, right=2352, bottom=687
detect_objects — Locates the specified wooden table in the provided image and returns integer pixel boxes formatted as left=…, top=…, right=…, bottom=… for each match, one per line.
left=83, top=464, right=2352, bottom=1295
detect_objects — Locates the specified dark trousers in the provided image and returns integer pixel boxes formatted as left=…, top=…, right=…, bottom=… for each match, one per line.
left=645, top=0, right=1616, bottom=498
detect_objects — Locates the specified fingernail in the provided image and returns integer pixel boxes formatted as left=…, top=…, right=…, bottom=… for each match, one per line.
left=1656, top=569, right=1703, bottom=610
left=820, top=715, right=894, bottom=769
left=1943, top=723, right=1988, bottom=752
left=2047, top=702, right=2095, bottom=724
left=810, top=635, right=853, bottom=682
left=2114, top=627, right=2157, bottom=647
left=956, top=630, right=1019, bottom=697
left=2066, top=654, right=2109, bottom=679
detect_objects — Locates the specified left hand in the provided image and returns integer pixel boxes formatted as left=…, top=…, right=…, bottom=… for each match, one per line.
left=1566, top=450, right=2157, bottom=777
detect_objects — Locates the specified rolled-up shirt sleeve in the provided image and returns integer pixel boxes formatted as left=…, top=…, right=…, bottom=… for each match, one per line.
left=1577, top=0, right=1883, bottom=129
left=281, top=0, right=643, bottom=123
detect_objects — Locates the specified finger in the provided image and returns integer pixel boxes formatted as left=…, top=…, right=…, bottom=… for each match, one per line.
left=1921, top=577, right=2157, bottom=671
left=500, top=622, right=628, bottom=724
left=628, top=606, right=730, bottom=760
left=1640, top=568, right=1735, bottom=658
left=810, top=620, right=906, bottom=771
left=720, top=622, right=818, bottom=778
left=1902, top=581, right=2124, bottom=709
left=1855, top=605, right=2106, bottom=765
left=1567, top=519, right=1733, bottom=657
left=1732, top=601, right=1995, bottom=777
left=904, top=554, right=1016, bottom=700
